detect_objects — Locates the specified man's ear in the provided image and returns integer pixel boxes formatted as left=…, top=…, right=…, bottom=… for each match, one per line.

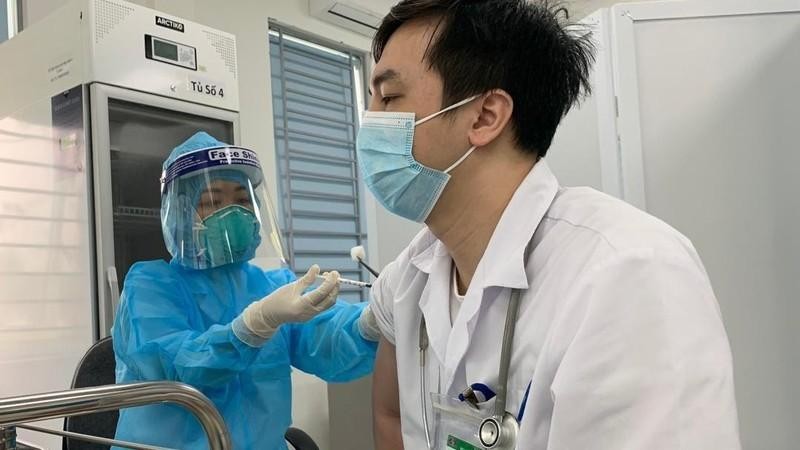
left=467, top=89, right=514, bottom=148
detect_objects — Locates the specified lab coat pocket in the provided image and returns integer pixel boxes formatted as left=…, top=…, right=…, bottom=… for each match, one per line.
left=431, top=393, right=490, bottom=450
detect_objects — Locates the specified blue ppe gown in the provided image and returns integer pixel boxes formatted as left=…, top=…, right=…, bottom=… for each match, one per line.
left=111, top=260, right=376, bottom=449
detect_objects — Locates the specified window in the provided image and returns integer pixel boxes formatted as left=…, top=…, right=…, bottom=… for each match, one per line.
left=269, top=25, right=369, bottom=302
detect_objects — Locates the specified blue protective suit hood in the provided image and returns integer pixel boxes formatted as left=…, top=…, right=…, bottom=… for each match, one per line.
left=161, top=132, right=260, bottom=269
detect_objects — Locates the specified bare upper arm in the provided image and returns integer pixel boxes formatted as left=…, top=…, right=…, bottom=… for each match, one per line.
left=373, top=336, right=400, bottom=415
left=373, top=336, right=402, bottom=449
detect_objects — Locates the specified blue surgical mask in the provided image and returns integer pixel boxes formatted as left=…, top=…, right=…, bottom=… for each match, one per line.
left=356, top=95, right=480, bottom=222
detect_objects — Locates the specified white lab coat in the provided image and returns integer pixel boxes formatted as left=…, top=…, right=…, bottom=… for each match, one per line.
left=370, top=160, right=741, bottom=449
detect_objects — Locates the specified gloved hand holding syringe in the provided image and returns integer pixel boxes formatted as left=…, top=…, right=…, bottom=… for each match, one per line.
left=313, top=245, right=382, bottom=342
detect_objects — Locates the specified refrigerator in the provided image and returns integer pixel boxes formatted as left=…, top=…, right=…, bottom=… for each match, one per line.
left=0, top=0, right=239, bottom=446
left=548, top=1, right=800, bottom=448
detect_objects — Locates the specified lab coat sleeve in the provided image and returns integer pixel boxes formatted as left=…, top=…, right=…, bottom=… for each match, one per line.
left=285, top=300, right=378, bottom=383
left=542, top=248, right=740, bottom=450
left=369, top=260, right=398, bottom=345
left=112, top=262, right=262, bottom=390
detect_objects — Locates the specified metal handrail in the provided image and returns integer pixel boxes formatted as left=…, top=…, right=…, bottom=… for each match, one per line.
left=17, top=424, right=170, bottom=450
left=0, top=382, right=232, bottom=450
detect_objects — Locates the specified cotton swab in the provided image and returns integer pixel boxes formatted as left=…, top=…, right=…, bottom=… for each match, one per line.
left=350, top=246, right=380, bottom=277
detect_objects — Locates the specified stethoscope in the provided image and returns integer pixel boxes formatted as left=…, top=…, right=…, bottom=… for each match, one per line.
left=418, top=287, right=523, bottom=449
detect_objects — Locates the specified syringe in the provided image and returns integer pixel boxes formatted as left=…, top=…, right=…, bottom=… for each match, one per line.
left=317, top=275, right=372, bottom=289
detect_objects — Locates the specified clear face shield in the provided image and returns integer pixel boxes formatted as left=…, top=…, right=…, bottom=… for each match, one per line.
left=160, top=145, right=286, bottom=270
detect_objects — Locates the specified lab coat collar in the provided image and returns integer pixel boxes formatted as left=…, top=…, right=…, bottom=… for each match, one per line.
left=417, top=246, right=453, bottom=366
left=409, top=231, right=448, bottom=275
left=408, top=228, right=455, bottom=364
left=475, top=159, right=560, bottom=290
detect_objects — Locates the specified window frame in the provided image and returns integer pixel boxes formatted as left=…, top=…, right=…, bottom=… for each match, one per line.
left=268, top=21, right=371, bottom=302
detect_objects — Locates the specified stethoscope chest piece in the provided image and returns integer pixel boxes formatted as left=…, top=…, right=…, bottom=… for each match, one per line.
left=479, top=413, right=519, bottom=449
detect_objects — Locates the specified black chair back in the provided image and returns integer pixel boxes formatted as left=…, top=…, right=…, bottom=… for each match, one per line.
left=62, top=337, right=118, bottom=450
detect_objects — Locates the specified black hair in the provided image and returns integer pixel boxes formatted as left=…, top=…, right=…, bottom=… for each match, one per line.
left=373, top=0, right=595, bottom=157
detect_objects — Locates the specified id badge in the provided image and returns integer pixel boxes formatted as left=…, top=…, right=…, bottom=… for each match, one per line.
left=430, top=393, right=490, bottom=450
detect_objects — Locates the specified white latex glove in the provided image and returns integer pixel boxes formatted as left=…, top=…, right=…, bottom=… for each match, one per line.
left=357, top=303, right=381, bottom=342
left=241, top=265, right=340, bottom=339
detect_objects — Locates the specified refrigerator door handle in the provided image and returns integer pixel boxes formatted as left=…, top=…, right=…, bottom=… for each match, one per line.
left=106, top=266, right=121, bottom=317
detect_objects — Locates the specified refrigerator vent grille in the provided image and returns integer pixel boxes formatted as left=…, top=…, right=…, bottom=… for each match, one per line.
left=203, top=30, right=237, bottom=78
left=95, top=0, right=134, bottom=44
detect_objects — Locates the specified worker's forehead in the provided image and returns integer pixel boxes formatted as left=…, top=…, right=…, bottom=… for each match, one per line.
left=200, top=179, right=247, bottom=194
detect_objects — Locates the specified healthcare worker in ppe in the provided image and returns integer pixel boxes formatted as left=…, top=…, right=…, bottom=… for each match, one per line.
left=364, top=1, right=741, bottom=449
left=112, top=131, right=380, bottom=450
